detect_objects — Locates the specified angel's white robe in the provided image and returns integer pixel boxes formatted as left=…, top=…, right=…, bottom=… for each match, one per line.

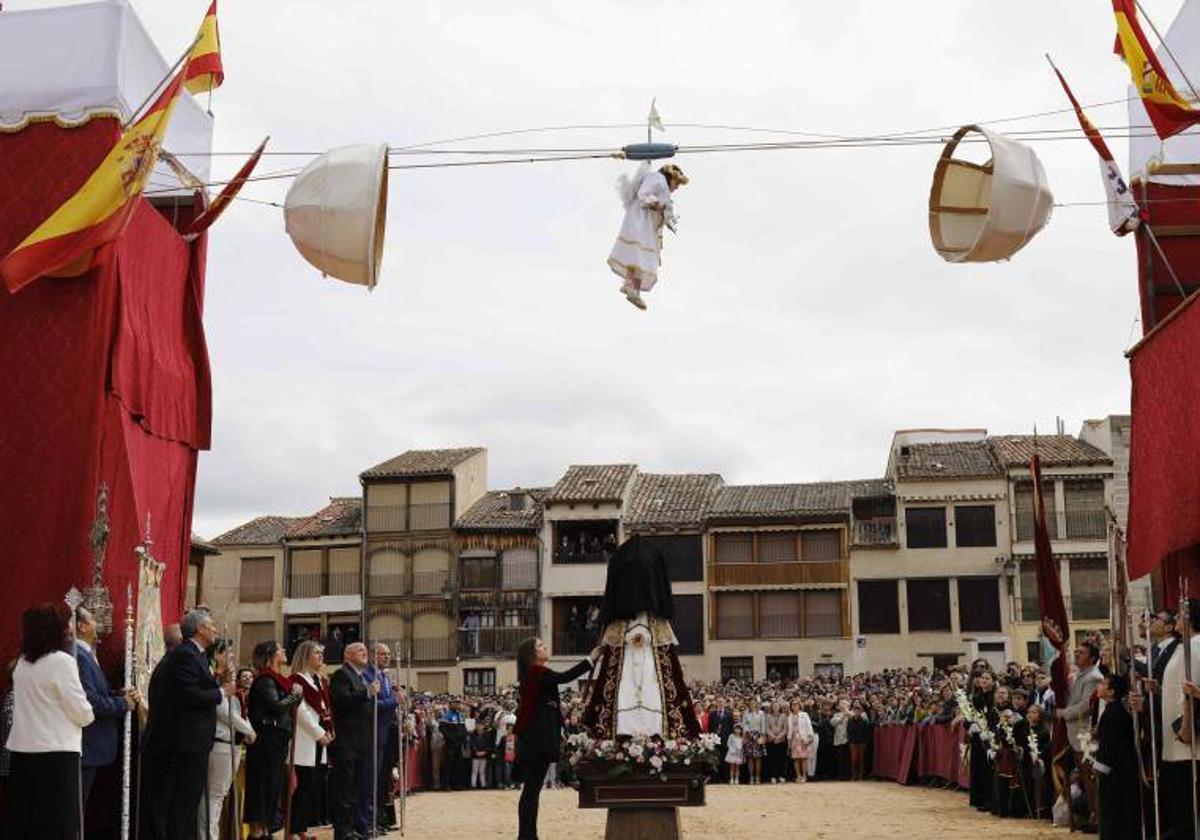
left=607, top=168, right=673, bottom=291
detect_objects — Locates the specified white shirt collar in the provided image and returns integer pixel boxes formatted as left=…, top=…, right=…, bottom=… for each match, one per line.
left=77, top=639, right=93, bottom=655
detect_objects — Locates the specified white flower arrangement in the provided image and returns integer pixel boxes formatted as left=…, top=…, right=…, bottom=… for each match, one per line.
left=563, top=732, right=719, bottom=780
left=1028, top=729, right=1043, bottom=768
left=1076, top=730, right=1098, bottom=767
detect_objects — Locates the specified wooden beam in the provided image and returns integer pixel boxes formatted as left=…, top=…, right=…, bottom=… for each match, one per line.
left=1149, top=162, right=1200, bottom=175
left=1150, top=224, right=1200, bottom=238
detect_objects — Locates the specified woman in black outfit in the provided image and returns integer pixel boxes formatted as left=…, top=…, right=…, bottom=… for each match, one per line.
left=243, top=640, right=302, bottom=839
left=1093, top=674, right=1141, bottom=839
left=513, top=638, right=598, bottom=840
left=968, top=669, right=997, bottom=812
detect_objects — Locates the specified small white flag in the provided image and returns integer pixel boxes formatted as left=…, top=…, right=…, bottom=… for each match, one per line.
left=648, top=98, right=664, bottom=132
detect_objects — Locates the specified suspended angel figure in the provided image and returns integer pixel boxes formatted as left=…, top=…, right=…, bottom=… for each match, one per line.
left=607, top=163, right=689, bottom=310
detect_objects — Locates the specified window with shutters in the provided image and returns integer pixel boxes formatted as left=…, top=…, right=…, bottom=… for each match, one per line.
left=714, top=533, right=753, bottom=564
left=954, top=505, right=996, bottom=547
left=1064, top=480, right=1106, bottom=539
left=758, top=532, right=797, bottom=563
left=239, top=621, right=276, bottom=664
left=1015, top=482, right=1057, bottom=541
left=905, top=507, right=947, bottom=549
left=464, top=668, right=497, bottom=696
left=673, top=594, right=704, bottom=655
left=501, top=548, right=538, bottom=590
left=1019, top=560, right=1040, bottom=621
left=328, top=547, right=361, bottom=595
left=715, top=592, right=754, bottom=639
left=720, top=656, right=754, bottom=683
left=801, top=529, right=842, bottom=561
left=240, top=557, right=274, bottom=602
left=857, top=580, right=900, bottom=634
left=1069, top=557, right=1109, bottom=619
left=957, top=577, right=1001, bottom=632
left=758, top=591, right=800, bottom=638
left=804, top=590, right=843, bottom=637
left=907, top=578, right=951, bottom=632
left=288, top=549, right=322, bottom=598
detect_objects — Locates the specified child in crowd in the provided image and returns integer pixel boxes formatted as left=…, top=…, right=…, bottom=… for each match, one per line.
left=726, top=724, right=745, bottom=785
left=470, top=719, right=493, bottom=789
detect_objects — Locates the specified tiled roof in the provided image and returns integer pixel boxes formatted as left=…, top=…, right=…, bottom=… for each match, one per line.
left=847, top=478, right=893, bottom=498
left=455, top=488, right=548, bottom=531
left=212, top=515, right=302, bottom=546
left=626, top=473, right=725, bottom=529
left=989, top=435, right=1113, bottom=468
left=190, top=532, right=220, bottom=556
left=360, top=447, right=484, bottom=479
left=545, top=464, right=638, bottom=504
left=894, top=441, right=1002, bottom=480
left=286, top=497, right=363, bottom=539
left=709, top=481, right=860, bottom=520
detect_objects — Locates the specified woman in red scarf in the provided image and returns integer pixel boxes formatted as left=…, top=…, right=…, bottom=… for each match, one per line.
left=513, top=637, right=598, bottom=840
left=244, top=640, right=302, bottom=839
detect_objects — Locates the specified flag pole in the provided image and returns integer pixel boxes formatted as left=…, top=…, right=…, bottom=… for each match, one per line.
left=1143, top=598, right=1162, bottom=840
left=123, top=35, right=200, bottom=130
left=1181, top=578, right=1199, bottom=839
left=1142, top=223, right=1191, bottom=300
left=120, top=583, right=134, bottom=840
left=1133, top=0, right=1200, bottom=105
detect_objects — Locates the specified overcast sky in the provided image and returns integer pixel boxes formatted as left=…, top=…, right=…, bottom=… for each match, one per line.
left=16, top=0, right=1179, bottom=538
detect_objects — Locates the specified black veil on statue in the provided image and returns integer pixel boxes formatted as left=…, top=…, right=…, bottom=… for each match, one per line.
left=599, top=534, right=674, bottom=623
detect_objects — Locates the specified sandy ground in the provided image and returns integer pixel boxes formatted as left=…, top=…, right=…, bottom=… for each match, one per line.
left=313, top=781, right=1063, bottom=839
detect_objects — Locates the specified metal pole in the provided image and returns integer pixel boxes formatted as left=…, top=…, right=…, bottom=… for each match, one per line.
left=1144, top=601, right=1162, bottom=840
left=225, top=625, right=238, bottom=840
left=370, top=638, right=379, bottom=839
left=1181, top=578, right=1199, bottom=840
left=65, top=587, right=84, bottom=840
left=121, top=584, right=134, bottom=840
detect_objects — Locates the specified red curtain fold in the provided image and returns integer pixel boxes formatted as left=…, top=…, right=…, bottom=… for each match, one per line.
left=0, top=118, right=209, bottom=665
left=1127, top=291, right=1200, bottom=594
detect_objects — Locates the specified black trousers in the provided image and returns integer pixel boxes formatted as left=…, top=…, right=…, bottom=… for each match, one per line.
left=834, top=744, right=850, bottom=781
left=5, top=751, right=81, bottom=840
left=518, top=755, right=552, bottom=840
left=1162, top=761, right=1197, bottom=840
left=330, top=747, right=365, bottom=839
left=291, top=765, right=321, bottom=833
left=166, top=750, right=210, bottom=840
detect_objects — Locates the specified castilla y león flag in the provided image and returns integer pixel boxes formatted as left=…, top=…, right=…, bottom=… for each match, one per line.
left=1112, top=0, right=1200, bottom=139
left=184, top=1, right=224, bottom=95
left=0, top=61, right=191, bottom=293
left=1048, top=58, right=1139, bottom=235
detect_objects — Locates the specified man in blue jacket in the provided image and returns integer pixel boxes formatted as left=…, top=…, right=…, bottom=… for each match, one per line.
left=75, top=606, right=138, bottom=806
left=361, top=642, right=400, bottom=833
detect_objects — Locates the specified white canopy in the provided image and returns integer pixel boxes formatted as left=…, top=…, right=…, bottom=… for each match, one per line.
left=1127, top=0, right=1200, bottom=185
left=0, top=0, right=214, bottom=191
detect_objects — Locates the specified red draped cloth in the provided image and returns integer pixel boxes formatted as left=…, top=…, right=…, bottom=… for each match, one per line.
left=873, top=722, right=968, bottom=787
left=0, top=117, right=210, bottom=671
left=1127, top=290, right=1200, bottom=596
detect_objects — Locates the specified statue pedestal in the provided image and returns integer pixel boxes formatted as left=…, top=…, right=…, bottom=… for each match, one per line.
left=604, top=806, right=680, bottom=840
left=577, top=769, right=704, bottom=840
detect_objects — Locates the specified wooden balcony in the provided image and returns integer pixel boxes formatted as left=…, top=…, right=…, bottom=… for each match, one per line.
left=365, top=502, right=452, bottom=533
left=707, top=560, right=846, bottom=588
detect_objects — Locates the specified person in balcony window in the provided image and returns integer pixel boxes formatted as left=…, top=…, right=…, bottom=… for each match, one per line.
left=464, top=612, right=480, bottom=656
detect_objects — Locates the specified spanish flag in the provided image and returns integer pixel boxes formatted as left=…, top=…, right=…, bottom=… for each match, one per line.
left=184, top=1, right=223, bottom=95
left=1113, top=0, right=1200, bottom=139
left=183, top=136, right=269, bottom=238
left=0, top=63, right=191, bottom=293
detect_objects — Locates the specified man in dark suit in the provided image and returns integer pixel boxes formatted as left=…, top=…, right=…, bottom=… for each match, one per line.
left=707, top=696, right=734, bottom=781
left=75, top=606, right=137, bottom=807
left=140, top=608, right=226, bottom=840
left=330, top=641, right=380, bottom=840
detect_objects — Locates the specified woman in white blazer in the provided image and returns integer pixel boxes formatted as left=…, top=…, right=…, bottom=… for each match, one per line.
left=786, top=699, right=815, bottom=783
left=5, top=603, right=95, bottom=840
left=199, top=642, right=257, bottom=840
left=289, top=641, right=333, bottom=838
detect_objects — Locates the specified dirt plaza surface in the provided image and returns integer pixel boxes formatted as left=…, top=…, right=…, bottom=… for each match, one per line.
left=314, top=782, right=1062, bottom=839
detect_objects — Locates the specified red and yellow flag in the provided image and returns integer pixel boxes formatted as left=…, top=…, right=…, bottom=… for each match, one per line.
left=184, top=1, right=223, bottom=95
left=0, top=63, right=191, bottom=293
left=1113, top=0, right=1200, bottom=139
left=183, top=136, right=269, bottom=238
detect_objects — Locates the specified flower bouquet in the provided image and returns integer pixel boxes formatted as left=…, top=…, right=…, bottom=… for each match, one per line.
left=565, top=732, right=720, bottom=782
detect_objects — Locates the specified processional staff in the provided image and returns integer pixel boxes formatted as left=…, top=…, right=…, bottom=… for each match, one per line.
left=121, top=583, right=134, bottom=840
left=1141, top=601, right=1162, bottom=840
left=1181, top=580, right=1200, bottom=840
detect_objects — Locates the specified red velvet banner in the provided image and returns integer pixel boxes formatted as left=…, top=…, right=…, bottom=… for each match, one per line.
left=1127, top=291, right=1200, bottom=590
